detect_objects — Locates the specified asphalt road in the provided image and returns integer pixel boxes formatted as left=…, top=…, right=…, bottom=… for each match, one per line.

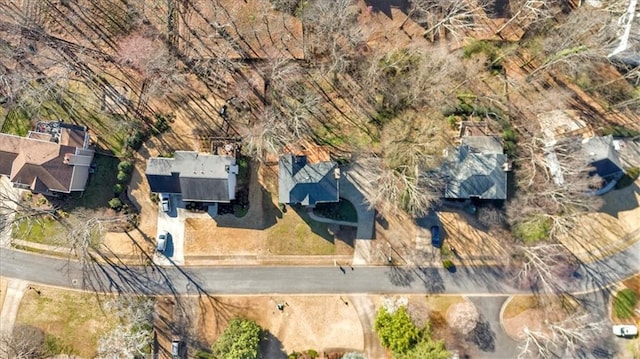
left=2, top=238, right=639, bottom=296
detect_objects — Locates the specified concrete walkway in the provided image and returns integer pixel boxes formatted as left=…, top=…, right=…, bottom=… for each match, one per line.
left=0, top=177, right=20, bottom=248
left=349, top=295, right=386, bottom=359
left=339, top=169, right=376, bottom=265
left=0, top=279, right=28, bottom=335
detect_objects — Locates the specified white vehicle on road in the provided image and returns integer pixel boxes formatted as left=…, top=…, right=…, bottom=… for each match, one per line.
left=612, top=324, right=638, bottom=337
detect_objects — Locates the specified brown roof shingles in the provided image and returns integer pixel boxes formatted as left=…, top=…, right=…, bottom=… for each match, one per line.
left=0, top=133, right=81, bottom=193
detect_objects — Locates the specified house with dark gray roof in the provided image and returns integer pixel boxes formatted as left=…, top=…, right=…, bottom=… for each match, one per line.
left=444, top=136, right=508, bottom=200
left=278, top=155, right=340, bottom=207
left=146, top=151, right=238, bottom=203
left=581, top=135, right=624, bottom=179
left=0, top=122, right=94, bottom=196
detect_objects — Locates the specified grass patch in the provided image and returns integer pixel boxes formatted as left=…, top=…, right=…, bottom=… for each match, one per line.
left=12, top=217, right=66, bottom=245
left=424, top=296, right=464, bottom=314
left=601, top=125, right=640, bottom=138
left=2, top=108, right=32, bottom=136
left=15, top=287, right=116, bottom=358
left=266, top=207, right=335, bottom=255
left=503, top=295, right=538, bottom=319
left=313, top=199, right=358, bottom=223
left=71, top=154, right=120, bottom=209
left=616, top=167, right=640, bottom=190
left=614, top=288, right=638, bottom=319
left=513, top=216, right=551, bottom=243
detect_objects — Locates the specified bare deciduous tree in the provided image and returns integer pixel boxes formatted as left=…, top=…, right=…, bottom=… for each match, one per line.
left=530, top=5, right=618, bottom=78
left=507, top=136, right=603, bottom=240
left=97, top=296, right=155, bottom=359
left=347, top=107, right=448, bottom=217
left=302, top=0, right=363, bottom=75
left=517, top=311, right=604, bottom=358
left=446, top=300, right=480, bottom=335
left=0, top=325, right=45, bottom=359
left=407, top=0, right=487, bottom=42
left=513, top=244, right=577, bottom=294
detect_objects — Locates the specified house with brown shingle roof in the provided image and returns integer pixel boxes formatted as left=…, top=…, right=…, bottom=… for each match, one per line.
left=0, top=122, right=94, bottom=196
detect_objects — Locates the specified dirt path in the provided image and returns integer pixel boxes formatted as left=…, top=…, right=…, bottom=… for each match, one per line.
left=349, top=295, right=387, bottom=359
left=0, top=279, right=28, bottom=335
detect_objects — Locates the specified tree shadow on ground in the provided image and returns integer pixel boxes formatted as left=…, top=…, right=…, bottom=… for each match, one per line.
left=386, top=265, right=415, bottom=287
left=211, top=162, right=281, bottom=230
left=364, top=0, right=410, bottom=18
left=416, top=266, right=446, bottom=293
left=465, top=318, right=495, bottom=352
left=598, top=182, right=639, bottom=219
left=261, top=331, right=287, bottom=359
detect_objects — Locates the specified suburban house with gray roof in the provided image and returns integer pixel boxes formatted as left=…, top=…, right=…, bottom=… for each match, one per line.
left=145, top=151, right=238, bottom=203
left=0, top=122, right=94, bottom=196
left=444, top=135, right=509, bottom=200
left=581, top=136, right=624, bottom=178
left=279, top=154, right=340, bottom=207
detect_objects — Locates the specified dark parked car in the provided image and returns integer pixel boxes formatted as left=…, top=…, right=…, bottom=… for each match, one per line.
left=431, top=225, right=442, bottom=248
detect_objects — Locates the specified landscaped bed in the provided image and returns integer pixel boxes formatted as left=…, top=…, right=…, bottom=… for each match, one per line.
left=313, top=199, right=358, bottom=223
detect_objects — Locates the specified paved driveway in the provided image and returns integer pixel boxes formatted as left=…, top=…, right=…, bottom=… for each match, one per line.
left=0, top=177, right=20, bottom=248
left=153, top=194, right=185, bottom=266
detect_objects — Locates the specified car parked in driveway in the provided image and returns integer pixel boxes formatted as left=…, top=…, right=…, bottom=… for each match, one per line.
left=171, top=339, right=182, bottom=358
left=157, top=231, right=169, bottom=252
left=159, top=193, right=170, bottom=213
left=613, top=324, right=638, bottom=337
left=431, top=225, right=442, bottom=248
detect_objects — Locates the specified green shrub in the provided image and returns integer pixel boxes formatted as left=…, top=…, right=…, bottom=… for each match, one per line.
left=442, top=260, right=454, bottom=270
left=306, top=349, right=319, bottom=358
left=601, top=126, right=640, bottom=138
left=513, top=216, right=551, bottom=243
left=118, top=161, right=133, bottom=173
left=212, top=318, right=262, bottom=359
left=108, top=198, right=123, bottom=210
left=616, top=167, right=640, bottom=189
left=113, top=183, right=124, bottom=194
left=124, top=130, right=144, bottom=151
left=614, top=288, right=638, bottom=319
left=375, top=306, right=420, bottom=354
left=117, top=171, right=128, bottom=183
left=194, top=350, right=214, bottom=359
left=462, top=40, right=503, bottom=72
left=151, top=113, right=172, bottom=135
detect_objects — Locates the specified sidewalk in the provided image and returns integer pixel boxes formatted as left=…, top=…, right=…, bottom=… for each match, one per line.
left=0, top=279, right=28, bottom=335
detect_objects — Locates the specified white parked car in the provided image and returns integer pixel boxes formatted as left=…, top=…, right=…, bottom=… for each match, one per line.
left=159, top=193, right=170, bottom=212
left=156, top=231, right=169, bottom=252
left=612, top=324, right=638, bottom=337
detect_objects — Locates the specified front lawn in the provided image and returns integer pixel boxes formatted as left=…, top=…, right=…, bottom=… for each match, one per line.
left=15, top=286, right=116, bottom=358
left=266, top=208, right=336, bottom=255
left=12, top=217, right=66, bottom=246
left=2, top=108, right=31, bottom=136
left=614, top=288, right=639, bottom=320
left=72, top=154, right=121, bottom=209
